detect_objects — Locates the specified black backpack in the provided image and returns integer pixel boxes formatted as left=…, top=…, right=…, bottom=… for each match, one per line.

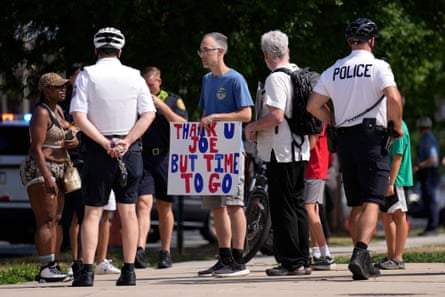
left=273, top=67, right=323, bottom=147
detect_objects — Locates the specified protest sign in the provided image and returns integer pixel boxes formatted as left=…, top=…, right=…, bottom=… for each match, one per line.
left=168, top=121, right=241, bottom=196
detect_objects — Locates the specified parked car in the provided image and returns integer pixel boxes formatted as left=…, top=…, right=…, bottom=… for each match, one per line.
left=407, top=180, right=445, bottom=226
left=0, top=114, right=34, bottom=243
left=0, top=113, right=216, bottom=244
left=149, top=197, right=216, bottom=243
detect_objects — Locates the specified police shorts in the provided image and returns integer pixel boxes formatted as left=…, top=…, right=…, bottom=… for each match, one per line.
left=201, top=153, right=245, bottom=209
left=337, top=128, right=389, bottom=207
left=82, top=137, right=143, bottom=207
left=304, top=179, right=326, bottom=204
left=20, top=156, right=66, bottom=188
left=138, top=152, right=176, bottom=203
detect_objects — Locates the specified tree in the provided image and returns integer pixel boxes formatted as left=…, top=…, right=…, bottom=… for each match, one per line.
left=1, top=0, right=444, bottom=123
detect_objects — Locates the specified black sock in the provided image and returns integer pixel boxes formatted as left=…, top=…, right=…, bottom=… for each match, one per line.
left=232, top=248, right=244, bottom=264
left=122, top=263, right=135, bottom=273
left=83, top=264, right=93, bottom=273
left=219, top=248, right=234, bottom=265
left=356, top=241, right=368, bottom=250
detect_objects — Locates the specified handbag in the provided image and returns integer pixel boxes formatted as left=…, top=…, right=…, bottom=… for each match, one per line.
left=64, top=151, right=82, bottom=193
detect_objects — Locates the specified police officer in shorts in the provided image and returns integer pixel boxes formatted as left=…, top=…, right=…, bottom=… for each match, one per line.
left=307, top=18, right=404, bottom=280
left=70, top=27, right=156, bottom=286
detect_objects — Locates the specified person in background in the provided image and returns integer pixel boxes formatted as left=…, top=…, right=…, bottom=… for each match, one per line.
left=413, top=116, right=440, bottom=236
left=196, top=32, right=253, bottom=277
left=377, top=120, right=413, bottom=270
left=70, top=27, right=156, bottom=286
left=20, top=72, right=79, bottom=282
left=95, top=191, right=121, bottom=274
left=60, top=62, right=87, bottom=278
left=305, top=123, right=336, bottom=270
left=307, top=18, right=404, bottom=280
left=245, top=30, right=311, bottom=276
left=135, top=66, right=188, bottom=269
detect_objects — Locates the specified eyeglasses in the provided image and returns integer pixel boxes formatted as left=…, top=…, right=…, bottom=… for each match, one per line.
left=197, top=48, right=220, bottom=56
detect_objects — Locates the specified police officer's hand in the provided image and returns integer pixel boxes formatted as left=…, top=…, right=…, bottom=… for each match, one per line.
left=151, top=95, right=163, bottom=108
left=107, top=138, right=128, bottom=158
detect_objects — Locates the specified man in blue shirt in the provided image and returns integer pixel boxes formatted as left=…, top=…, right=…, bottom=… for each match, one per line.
left=196, top=32, right=253, bottom=277
left=413, top=116, right=440, bottom=236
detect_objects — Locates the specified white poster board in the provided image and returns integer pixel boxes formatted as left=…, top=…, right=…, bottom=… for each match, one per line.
left=168, top=121, right=241, bottom=196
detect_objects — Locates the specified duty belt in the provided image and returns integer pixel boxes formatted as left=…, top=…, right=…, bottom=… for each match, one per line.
left=336, top=124, right=386, bottom=134
left=145, top=147, right=168, bottom=156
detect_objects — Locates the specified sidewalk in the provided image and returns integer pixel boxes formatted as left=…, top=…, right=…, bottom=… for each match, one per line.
left=1, top=234, right=444, bottom=297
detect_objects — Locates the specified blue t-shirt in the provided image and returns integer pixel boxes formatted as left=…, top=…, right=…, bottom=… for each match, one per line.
left=416, top=130, right=439, bottom=168
left=198, top=69, right=253, bottom=115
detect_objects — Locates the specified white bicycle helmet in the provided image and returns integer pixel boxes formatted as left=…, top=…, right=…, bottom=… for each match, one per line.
left=416, top=116, right=433, bottom=128
left=93, top=27, right=125, bottom=49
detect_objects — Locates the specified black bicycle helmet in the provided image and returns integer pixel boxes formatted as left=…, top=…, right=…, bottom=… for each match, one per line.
left=345, top=18, right=379, bottom=41
left=93, top=27, right=125, bottom=49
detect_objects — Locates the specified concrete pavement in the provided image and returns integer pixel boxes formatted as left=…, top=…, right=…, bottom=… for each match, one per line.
left=1, top=234, right=444, bottom=297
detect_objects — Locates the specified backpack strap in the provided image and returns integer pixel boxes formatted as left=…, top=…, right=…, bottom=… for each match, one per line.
left=271, top=67, right=304, bottom=161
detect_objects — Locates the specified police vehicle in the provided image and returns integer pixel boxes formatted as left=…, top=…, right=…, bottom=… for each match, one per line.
left=0, top=113, right=35, bottom=243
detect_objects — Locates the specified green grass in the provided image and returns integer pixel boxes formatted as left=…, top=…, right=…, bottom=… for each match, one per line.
left=0, top=262, right=39, bottom=285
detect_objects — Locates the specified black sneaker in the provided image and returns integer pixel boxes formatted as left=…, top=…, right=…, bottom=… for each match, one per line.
left=212, top=263, right=249, bottom=277
left=72, top=270, right=94, bottom=287
left=158, top=250, right=172, bottom=269
left=198, top=257, right=225, bottom=276
left=135, top=247, right=146, bottom=269
left=348, top=247, right=371, bottom=280
left=265, top=265, right=306, bottom=276
left=116, top=270, right=136, bottom=286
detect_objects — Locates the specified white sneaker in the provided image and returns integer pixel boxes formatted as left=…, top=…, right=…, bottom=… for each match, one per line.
left=67, top=266, right=74, bottom=277
left=38, top=264, right=69, bottom=282
left=95, top=259, right=121, bottom=274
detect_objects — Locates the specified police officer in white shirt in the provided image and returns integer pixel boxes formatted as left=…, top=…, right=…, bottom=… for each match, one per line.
left=307, top=18, right=403, bottom=281
left=70, top=27, right=156, bottom=287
